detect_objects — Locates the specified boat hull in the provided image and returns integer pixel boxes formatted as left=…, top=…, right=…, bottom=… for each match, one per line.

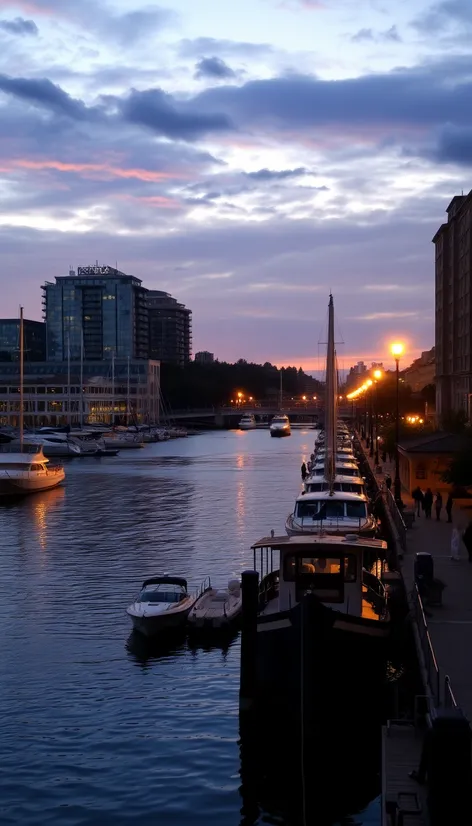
left=0, top=473, right=65, bottom=497
left=256, top=594, right=389, bottom=705
left=270, top=429, right=291, bottom=437
left=127, top=607, right=190, bottom=638
left=285, top=517, right=377, bottom=538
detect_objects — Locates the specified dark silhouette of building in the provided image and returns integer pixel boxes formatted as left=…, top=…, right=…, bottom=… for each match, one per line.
left=195, top=351, right=214, bottom=364
left=0, top=319, right=46, bottom=361
left=42, top=265, right=149, bottom=361
left=147, top=291, right=192, bottom=366
left=433, top=193, right=472, bottom=421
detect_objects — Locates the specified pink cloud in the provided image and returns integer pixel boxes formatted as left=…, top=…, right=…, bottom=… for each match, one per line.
left=0, top=158, right=186, bottom=183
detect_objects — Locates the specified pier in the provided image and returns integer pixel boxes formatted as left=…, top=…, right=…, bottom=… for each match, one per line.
left=360, top=440, right=472, bottom=825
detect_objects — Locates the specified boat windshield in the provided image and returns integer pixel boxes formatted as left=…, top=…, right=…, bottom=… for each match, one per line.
left=295, top=499, right=367, bottom=520
left=139, top=587, right=185, bottom=604
left=306, top=482, right=363, bottom=493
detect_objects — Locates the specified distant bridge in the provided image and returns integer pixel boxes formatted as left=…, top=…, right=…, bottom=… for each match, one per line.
left=161, top=403, right=353, bottom=425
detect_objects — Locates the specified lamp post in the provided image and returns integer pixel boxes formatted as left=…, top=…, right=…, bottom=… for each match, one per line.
left=391, top=343, right=404, bottom=506
left=373, top=369, right=383, bottom=465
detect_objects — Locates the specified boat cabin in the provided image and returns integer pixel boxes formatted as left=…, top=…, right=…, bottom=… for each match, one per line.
left=137, top=577, right=188, bottom=604
left=305, top=476, right=366, bottom=495
left=310, top=462, right=361, bottom=478
left=290, top=491, right=370, bottom=529
left=253, top=534, right=388, bottom=618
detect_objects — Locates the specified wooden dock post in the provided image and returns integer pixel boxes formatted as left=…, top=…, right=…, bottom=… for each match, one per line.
left=239, top=569, right=259, bottom=712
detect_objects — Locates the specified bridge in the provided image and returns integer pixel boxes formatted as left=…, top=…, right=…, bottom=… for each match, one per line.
left=161, top=402, right=353, bottom=426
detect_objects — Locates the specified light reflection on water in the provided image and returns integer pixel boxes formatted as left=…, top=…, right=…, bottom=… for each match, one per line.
left=0, top=428, right=380, bottom=826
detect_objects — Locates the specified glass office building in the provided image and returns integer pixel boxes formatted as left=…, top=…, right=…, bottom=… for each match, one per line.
left=0, top=319, right=46, bottom=361
left=147, top=291, right=192, bottom=367
left=42, top=266, right=149, bottom=362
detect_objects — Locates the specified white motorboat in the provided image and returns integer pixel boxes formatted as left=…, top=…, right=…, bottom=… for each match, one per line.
left=0, top=442, right=65, bottom=497
left=269, top=415, right=291, bottom=437
left=239, top=413, right=257, bottom=430
left=285, top=490, right=377, bottom=537
left=188, top=579, right=242, bottom=629
left=126, top=576, right=209, bottom=638
left=24, top=433, right=81, bottom=458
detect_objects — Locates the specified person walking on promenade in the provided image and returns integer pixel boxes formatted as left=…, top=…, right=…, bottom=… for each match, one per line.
left=435, top=491, right=443, bottom=521
left=462, top=520, right=472, bottom=563
left=385, top=474, right=392, bottom=491
left=412, top=486, right=424, bottom=517
left=446, top=492, right=453, bottom=523
left=301, top=462, right=307, bottom=481
left=423, top=488, right=433, bottom=519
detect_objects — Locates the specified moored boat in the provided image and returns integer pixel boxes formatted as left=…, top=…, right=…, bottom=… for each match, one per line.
left=126, top=576, right=211, bottom=638
left=188, top=579, right=242, bottom=629
left=0, top=442, right=65, bottom=497
left=239, top=413, right=257, bottom=431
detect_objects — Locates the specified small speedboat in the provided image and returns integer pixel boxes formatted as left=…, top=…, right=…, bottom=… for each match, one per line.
left=126, top=576, right=208, bottom=638
left=188, top=579, right=242, bottom=629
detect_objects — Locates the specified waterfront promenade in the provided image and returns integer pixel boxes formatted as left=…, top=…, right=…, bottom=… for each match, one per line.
left=366, top=446, right=472, bottom=721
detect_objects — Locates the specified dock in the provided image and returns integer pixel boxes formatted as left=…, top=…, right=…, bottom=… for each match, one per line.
left=360, top=440, right=472, bottom=825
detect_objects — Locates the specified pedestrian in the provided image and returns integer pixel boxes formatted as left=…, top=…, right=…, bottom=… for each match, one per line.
left=381, top=451, right=387, bottom=464
left=435, top=491, right=443, bottom=522
left=301, top=462, right=307, bottom=481
left=423, top=488, right=433, bottom=519
left=450, top=527, right=461, bottom=561
left=412, top=486, right=424, bottom=517
left=446, top=492, right=453, bottom=523
left=385, top=474, right=392, bottom=491
left=463, top=520, right=472, bottom=563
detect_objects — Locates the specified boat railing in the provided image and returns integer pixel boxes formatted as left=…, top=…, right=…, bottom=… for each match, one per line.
left=195, top=576, right=211, bottom=598
left=412, top=583, right=441, bottom=706
left=47, top=465, right=65, bottom=474
left=362, top=570, right=388, bottom=618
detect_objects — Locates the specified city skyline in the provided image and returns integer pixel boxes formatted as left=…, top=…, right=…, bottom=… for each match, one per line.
left=0, top=0, right=468, bottom=368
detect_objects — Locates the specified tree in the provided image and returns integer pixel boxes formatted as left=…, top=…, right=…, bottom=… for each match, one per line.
left=441, top=450, right=472, bottom=488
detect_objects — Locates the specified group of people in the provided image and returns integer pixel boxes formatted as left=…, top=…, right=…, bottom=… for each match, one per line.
left=411, top=486, right=453, bottom=522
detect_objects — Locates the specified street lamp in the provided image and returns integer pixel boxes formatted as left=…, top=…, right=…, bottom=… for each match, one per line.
left=372, top=369, right=383, bottom=465
left=391, top=343, right=404, bottom=506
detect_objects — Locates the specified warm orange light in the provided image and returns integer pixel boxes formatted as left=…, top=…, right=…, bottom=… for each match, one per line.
left=373, top=369, right=383, bottom=380
left=249, top=396, right=253, bottom=401
left=366, top=379, right=373, bottom=387
left=312, top=395, right=317, bottom=400
left=302, top=395, right=307, bottom=400
left=237, top=392, right=243, bottom=398
left=391, top=342, right=404, bottom=358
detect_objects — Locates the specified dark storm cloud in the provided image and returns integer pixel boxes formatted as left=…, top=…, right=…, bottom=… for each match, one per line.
left=0, top=74, right=92, bottom=119
left=178, top=36, right=274, bottom=59
left=425, top=125, right=472, bottom=166
left=120, top=88, right=233, bottom=140
left=194, top=57, right=236, bottom=80
left=0, top=17, right=38, bottom=35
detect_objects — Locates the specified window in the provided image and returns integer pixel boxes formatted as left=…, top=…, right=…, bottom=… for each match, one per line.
left=346, top=502, right=367, bottom=519
left=416, top=463, right=426, bottom=480
left=284, top=554, right=356, bottom=583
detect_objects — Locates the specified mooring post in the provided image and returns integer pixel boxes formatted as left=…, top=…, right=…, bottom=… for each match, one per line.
left=239, top=569, right=259, bottom=712
left=427, top=707, right=472, bottom=826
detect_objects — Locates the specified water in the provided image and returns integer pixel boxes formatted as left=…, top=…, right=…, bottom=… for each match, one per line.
left=0, top=429, right=382, bottom=826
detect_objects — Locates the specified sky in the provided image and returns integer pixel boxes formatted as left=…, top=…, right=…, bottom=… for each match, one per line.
left=0, top=0, right=470, bottom=372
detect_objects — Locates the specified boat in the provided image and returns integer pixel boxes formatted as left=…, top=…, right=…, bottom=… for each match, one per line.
left=239, top=413, right=257, bottom=431
left=285, top=490, right=377, bottom=537
left=253, top=532, right=390, bottom=702
left=305, top=475, right=367, bottom=496
left=188, top=579, right=242, bottom=629
left=0, top=442, right=65, bottom=497
left=126, top=576, right=210, bottom=638
left=269, top=415, right=291, bottom=437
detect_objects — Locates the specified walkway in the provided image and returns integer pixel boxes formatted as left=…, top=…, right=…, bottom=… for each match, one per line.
left=363, top=442, right=472, bottom=722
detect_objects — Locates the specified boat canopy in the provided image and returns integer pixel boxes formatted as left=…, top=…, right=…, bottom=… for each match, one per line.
left=142, top=576, right=188, bottom=589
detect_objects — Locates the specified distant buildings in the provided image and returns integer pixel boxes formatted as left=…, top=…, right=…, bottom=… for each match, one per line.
left=147, top=290, right=192, bottom=367
left=42, top=266, right=149, bottom=361
left=195, top=351, right=214, bottom=364
left=0, top=319, right=45, bottom=361
left=433, top=193, right=472, bottom=420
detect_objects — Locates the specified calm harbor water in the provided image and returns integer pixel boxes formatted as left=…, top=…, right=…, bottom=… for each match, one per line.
left=0, top=428, right=382, bottom=826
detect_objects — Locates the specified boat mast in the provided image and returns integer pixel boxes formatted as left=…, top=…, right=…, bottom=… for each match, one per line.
left=19, top=306, right=24, bottom=450
left=279, top=369, right=283, bottom=409
left=111, top=351, right=115, bottom=427
left=324, top=294, right=337, bottom=493
left=67, top=331, right=71, bottom=428
left=79, top=328, right=84, bottom=429
left=127, top=356, right=130, bottom=426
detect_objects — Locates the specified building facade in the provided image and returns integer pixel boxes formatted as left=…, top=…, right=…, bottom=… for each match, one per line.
left=0, top=359, right=160, bottom=427
left=434, top=193, right=472, bottom=421
left=195, top=351, right=214, bottom=364
left=147, top=290, right=192, bottom=366
left=403, top=347, right=435, bottom=393
left=42, top=265, right=149, bottom=362
left=0, top=319, right=46, bottom=361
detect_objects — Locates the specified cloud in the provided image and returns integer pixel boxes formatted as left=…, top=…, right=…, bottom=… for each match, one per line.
left=413, top=0, right=472, bottom=33
left=0, top=16, right=38, bottom=35
left=351, top=25, right=401, bottom=43
left=245, top=167, right=309, bottom=181
left=121, top=87, right=233, bottom=140
left=0, top=73, right=92, bottom=119
left=194, top=57, right=236, bottom=81
left=178, top=36, right=274, bottom=59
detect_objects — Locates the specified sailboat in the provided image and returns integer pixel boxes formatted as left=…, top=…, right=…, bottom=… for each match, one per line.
left=0, top=308, right=66, bottom=497
left=285, top=296, right=376, bottom=536
left=251, top=294, right=390, bottom=705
